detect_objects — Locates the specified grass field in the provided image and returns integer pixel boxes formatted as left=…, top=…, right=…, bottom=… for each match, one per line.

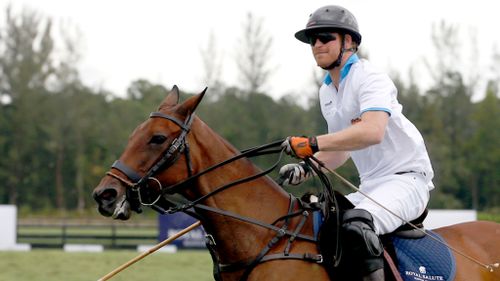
left=0, top=249, right=213, bottom=281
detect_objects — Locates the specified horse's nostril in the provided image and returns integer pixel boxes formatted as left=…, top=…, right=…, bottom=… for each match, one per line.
left=97, top=188, right=117, bottom=202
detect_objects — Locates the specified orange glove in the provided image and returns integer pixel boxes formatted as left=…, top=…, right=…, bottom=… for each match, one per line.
left=281, top=136, right=319, bottom=159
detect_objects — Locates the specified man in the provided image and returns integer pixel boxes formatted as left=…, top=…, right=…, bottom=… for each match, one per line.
left=279, top=5, right=434, bottom=281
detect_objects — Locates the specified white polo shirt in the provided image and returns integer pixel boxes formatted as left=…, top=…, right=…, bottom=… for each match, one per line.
left=319, top=54, right=434, bottom=188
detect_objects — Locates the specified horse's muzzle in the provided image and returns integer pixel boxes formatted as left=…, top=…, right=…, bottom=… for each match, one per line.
left=93, top=186, right=131, bottom=220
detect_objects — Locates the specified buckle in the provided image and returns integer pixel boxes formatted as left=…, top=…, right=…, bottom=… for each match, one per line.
left=304, top=253, right=323, bottom=263
left=205, top=234, right=216, bottom=246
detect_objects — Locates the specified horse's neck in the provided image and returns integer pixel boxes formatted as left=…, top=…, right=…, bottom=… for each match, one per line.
left=189, top=119, right=292, bottom=262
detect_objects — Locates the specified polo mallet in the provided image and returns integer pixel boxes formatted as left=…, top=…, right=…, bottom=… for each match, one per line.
left=97, top=221, right=202, bottom=281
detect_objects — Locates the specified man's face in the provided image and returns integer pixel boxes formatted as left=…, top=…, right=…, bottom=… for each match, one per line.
left=308, top=32, right=341, bottom=68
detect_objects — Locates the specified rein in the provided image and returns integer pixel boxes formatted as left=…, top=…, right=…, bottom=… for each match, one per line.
left=163, top=139, right=284, bottom=197
left=162, top=139, right=286, bottom=213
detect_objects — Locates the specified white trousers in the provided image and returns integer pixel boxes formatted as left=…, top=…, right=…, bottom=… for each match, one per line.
left=345, top=173, right=430, bottom=235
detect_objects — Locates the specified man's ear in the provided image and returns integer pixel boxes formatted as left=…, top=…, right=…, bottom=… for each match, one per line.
left=344, top=33, right=353, bottom=48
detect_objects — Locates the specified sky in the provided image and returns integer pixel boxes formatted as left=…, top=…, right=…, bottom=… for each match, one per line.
left=1, top=0, right=499, bottom=103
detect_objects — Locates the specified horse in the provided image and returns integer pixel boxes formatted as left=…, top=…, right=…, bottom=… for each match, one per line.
left=93, top=86, right=500, bottom=281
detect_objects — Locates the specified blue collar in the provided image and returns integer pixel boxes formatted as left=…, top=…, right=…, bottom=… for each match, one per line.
left=323, top=54, right=359, bottom=86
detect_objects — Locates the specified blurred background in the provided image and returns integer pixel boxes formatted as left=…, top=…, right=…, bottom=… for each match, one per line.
left=0, top=0, right=498, bottom=280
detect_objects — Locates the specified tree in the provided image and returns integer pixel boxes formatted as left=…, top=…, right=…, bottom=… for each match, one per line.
left=200, top=31, right=224, bottom=96
left=235, top=12, right=273, bottom=94
left=423, top=21, right=478, bottom=208
left=0, top=6, right=98, bottom=213
left=0, top=6, right=56, bottom=205
left=488, top=45, right=500, bottom=96
left=466, top=88, right=500, bottom=210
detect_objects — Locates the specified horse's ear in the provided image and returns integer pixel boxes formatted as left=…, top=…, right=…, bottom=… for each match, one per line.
left=177, top=87, right=208, bottom=116
left=159, top=85, right=180, bottom=110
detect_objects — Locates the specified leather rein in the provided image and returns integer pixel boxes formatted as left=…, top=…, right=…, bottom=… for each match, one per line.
left=105, top=111, right=324, bottom=280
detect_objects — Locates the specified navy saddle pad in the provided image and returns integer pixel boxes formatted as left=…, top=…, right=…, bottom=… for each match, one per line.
left=391, top=230, right=456, bottom=281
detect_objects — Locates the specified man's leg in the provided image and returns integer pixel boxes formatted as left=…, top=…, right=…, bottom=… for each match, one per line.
left=342, top=174, right=430, bottom=280
left=346, top=174, right=430, bottom=234
left=342, top=208, right=384, bottom=281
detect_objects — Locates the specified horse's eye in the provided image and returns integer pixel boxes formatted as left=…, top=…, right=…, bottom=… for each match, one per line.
left=149, top=135, right=167, bottom=145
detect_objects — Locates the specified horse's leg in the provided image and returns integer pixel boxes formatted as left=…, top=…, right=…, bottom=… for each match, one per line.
left=433, top=221, right=500, bottom=281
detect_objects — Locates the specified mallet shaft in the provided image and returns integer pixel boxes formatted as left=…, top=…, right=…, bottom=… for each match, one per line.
left=97, top=220, right=202, bottom=281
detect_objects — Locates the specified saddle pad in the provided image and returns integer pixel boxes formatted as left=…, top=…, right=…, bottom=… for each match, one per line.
left=391, top=230, right=456, bottom=281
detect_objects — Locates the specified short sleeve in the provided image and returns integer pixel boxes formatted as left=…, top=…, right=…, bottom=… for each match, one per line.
left=358, top=71, right=395, bottom=116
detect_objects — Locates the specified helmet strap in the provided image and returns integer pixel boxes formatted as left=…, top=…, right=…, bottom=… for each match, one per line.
left=322, top=34, right=346, bottom=70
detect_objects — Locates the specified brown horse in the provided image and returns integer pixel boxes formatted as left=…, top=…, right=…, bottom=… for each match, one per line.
left=93, top=86, right=500, bottom=281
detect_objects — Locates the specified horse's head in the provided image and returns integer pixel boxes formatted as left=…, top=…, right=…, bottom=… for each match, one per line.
left=92, top=85, right=206, bottom=220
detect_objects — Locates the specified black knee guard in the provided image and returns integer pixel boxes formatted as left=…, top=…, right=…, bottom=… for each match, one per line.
left=342, top=209, right=384, bottom=274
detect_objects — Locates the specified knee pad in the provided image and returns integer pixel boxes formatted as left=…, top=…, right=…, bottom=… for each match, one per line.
left=342, top=209, right=383, bottom=258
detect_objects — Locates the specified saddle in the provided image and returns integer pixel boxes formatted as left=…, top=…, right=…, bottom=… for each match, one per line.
left=307, top=192, right=455, bottom=281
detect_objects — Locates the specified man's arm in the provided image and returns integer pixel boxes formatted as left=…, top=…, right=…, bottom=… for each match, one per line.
left=316, top=111, right=389, bottom=151
left=315, top=150, right=351, bottom=170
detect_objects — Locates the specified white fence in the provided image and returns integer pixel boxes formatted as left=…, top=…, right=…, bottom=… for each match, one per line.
left=0, top=205, right=30, bottom=251
left=425, top=209, right=477, bottom=229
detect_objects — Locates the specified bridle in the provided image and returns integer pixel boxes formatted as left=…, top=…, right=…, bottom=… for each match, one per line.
left=106, top=111, right=195, bottom=212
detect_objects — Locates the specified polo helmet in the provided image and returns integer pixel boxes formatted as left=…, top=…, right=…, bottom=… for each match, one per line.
left=295, top=5, right=362, bottom=45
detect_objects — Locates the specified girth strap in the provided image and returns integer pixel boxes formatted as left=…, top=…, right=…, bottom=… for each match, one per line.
left=219, top=253, right=324, bottom=273
left=261, top=253, right=323, bottom=263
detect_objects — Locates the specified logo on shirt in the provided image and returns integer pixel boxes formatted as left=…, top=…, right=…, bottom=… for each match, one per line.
left=351, top=117, right=361, bottom=125
left=324, top=100, right=333, bottom=107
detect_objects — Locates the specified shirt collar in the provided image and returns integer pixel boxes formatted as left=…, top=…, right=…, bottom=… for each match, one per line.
left=323, top=54, right=359, bottom=86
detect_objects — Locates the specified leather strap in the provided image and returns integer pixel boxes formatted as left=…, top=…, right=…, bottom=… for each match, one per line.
left=384, top=251, right=404, bottom=281
left=111, top=160, right=142, bottom=182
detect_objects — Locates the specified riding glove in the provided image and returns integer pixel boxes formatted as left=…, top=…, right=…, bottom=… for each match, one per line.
left=281, top=136, right=319, bottom=159
left=279, top=162, right=313, bottom=186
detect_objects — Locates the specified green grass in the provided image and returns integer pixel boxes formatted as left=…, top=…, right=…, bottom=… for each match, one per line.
left=478, top=212, right=500, bottom=223
left=0, top=249, right=213, bottom=281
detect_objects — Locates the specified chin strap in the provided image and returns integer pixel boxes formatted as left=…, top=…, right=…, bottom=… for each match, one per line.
left=322, top=34, right=358, bottom=71
left=323, top=35, right=345, bottom=70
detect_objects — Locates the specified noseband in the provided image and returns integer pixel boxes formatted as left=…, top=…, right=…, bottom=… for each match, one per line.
left=106, top=111, right=194, bottom=211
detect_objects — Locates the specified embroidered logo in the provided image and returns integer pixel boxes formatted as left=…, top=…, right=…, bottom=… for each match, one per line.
left=324, top=101, right=333, bottom=107
left=404, top=266, right=444, bottom=281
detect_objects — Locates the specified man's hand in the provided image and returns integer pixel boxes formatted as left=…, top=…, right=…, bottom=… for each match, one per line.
left=281, top=136, right=319, bottom=159
left=278, top=162, right=312, bottom=186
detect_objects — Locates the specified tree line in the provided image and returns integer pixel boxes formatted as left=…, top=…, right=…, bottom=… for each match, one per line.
left=0, top=7, right=498, bottom=214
